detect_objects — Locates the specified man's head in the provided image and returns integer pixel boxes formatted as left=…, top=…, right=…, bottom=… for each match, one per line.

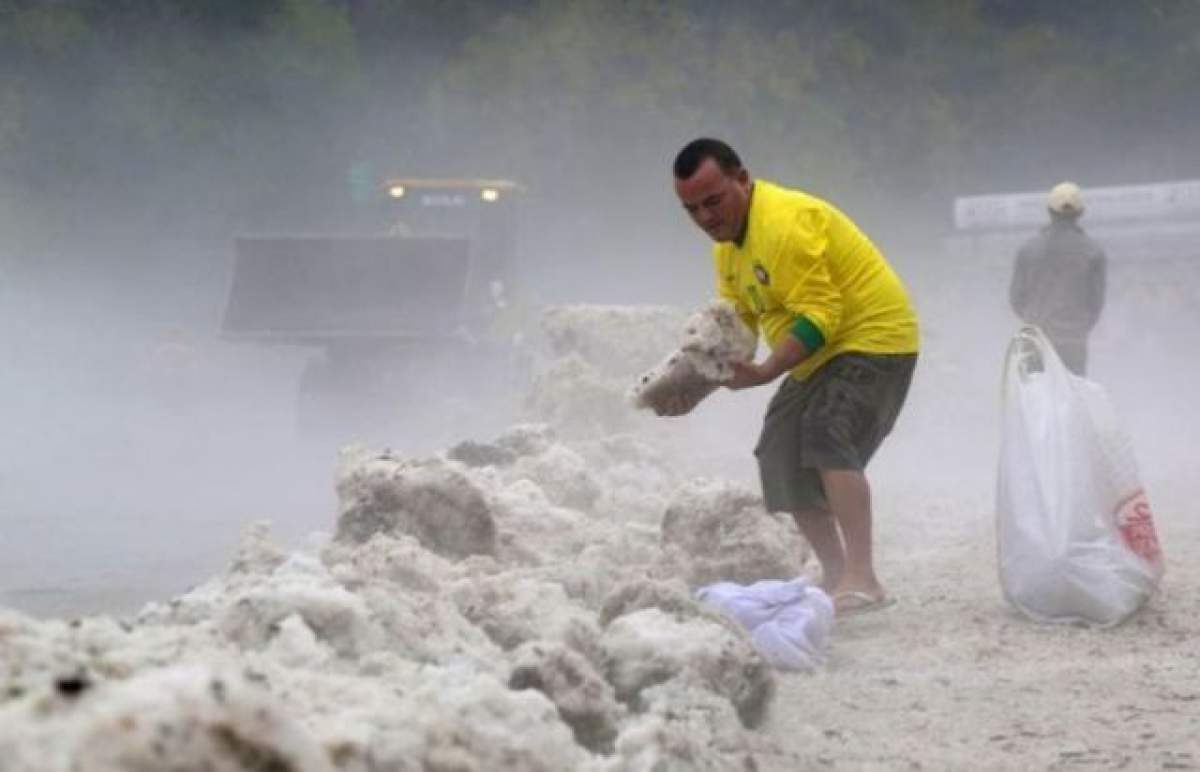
left=673, top=138, right=753, bottom=243
left=1047, top=181, right=1084, bottom=221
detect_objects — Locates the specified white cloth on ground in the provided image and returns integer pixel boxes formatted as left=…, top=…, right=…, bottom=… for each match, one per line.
left=695, top=578, right=834, bottom=671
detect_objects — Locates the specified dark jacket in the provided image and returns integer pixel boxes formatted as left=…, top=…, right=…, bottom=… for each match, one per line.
left=1009, top=219, right=1107, bottom=342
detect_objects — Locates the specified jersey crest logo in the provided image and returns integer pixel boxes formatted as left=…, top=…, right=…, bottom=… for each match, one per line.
left=752, top=262, right=770, bottom=285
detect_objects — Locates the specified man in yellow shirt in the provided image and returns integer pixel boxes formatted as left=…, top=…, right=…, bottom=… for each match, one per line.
left=666, top=138, right=920, bottom=616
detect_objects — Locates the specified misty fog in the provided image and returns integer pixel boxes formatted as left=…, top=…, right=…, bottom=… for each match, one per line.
left=2, top=0, right=1198, bottom=624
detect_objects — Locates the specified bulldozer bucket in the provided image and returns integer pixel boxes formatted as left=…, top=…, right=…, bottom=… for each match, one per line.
left=221, top=235, right=471, bottom=344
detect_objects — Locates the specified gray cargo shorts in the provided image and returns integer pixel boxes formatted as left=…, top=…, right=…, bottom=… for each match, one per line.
left=754, top=352, right=917, bottom=513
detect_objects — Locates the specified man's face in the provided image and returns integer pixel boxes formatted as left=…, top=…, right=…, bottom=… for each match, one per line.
left=674, top=158, right=752, bottom=243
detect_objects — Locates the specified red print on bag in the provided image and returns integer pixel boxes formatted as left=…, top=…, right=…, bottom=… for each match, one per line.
left=1116, top=490, right=1162, bottom=564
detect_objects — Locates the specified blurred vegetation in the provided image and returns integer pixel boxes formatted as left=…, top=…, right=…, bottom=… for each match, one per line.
left=1, top=0, right=1197, bottom=251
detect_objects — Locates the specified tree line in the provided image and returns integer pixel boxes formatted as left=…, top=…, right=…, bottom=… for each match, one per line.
left=1, top=0, right=1197, bottom=247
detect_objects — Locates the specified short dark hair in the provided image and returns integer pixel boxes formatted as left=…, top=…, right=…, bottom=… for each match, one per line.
left=673, top=138, right=742, bottom=179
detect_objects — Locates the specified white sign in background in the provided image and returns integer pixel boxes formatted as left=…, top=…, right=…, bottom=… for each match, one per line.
left=954, top=179, right=1200, bottom=231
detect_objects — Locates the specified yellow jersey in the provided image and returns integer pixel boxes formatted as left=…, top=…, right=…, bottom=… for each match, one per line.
left=713, top=180, right=918, bottom=381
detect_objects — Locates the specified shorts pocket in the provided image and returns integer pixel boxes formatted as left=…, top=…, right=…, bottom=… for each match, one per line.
left=838, top=358, right=879, bottom=387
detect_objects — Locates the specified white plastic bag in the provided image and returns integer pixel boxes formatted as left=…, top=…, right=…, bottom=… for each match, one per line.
left=627, top=349, right=719, bottom=414
left=996, top=326, right=1164, bottom=627
left=696, top=578, right=834, bottom=671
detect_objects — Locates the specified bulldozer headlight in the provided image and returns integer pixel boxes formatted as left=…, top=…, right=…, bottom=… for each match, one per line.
left=388, top=184, right=406, bottom=199
left=480, top=188, right=500, bottom=203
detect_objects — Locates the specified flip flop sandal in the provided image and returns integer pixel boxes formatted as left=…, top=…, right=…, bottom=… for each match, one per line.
left=834, top=591, right=897, bottom=618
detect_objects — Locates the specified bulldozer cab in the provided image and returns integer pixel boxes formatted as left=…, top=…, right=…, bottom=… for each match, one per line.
left=381, top=178, right=523, bottom=329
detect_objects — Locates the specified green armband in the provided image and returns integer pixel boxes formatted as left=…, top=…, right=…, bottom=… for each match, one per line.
left=790, top=315, right=826, bottom=352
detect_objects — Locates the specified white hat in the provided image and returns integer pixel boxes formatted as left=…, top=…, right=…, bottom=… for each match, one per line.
left=1047, top=181, right=1084, bottom=214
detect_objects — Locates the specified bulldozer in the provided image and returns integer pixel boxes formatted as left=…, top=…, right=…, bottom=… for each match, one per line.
left=220, top=177, right=530, bottom=441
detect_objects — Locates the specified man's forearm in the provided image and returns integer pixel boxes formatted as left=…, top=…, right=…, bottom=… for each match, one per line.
left=727, top=321, right=819, bottom=390
left=757, top=333, right=809, bottom=381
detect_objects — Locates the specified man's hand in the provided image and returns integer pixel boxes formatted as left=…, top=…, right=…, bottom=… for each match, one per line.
left=725, top=360, right=771, bottom=390
left=725, top=332, right=811, bottom=390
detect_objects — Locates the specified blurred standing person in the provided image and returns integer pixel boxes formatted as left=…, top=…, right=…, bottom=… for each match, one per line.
left=1009, top=182, right=1107, bottom=375
left=667, top=138, right=920, bottom=616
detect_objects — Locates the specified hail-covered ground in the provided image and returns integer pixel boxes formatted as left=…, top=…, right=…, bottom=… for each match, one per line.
left=3, top=246, right=1198, bottom=769
left=0, top=303, right=819, bottom=770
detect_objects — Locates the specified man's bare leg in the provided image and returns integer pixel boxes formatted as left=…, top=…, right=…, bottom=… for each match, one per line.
left=820, top=468, right=885, bottom=604
left=790, top=507, right=845, bottom=593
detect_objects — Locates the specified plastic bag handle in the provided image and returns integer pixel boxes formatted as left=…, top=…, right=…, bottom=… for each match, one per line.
left=1001, top=325, right=1070, bottom=401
